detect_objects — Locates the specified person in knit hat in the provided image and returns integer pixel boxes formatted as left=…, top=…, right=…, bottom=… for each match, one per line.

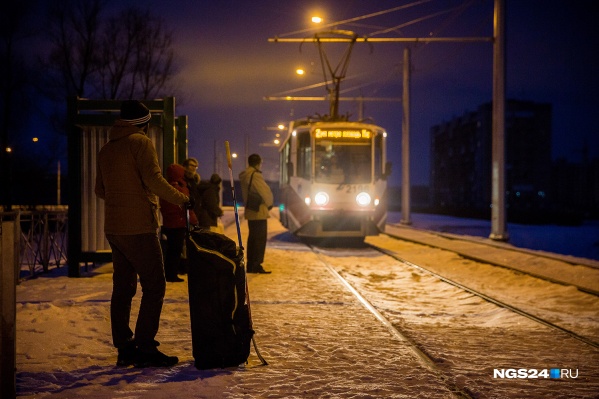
left=95, top=100, right=193, bottom=368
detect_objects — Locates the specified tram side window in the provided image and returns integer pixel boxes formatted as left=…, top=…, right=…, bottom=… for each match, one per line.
left=297, top=132, right=311, bottom=179
left=375, top=134, right=383, bottom=179
left=280, top=141, right=292, bottom=184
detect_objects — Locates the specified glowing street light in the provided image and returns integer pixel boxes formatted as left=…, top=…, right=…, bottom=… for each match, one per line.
left=311, top=16, right=323, bottom=24
left=296, top=68, right=305, bottom=75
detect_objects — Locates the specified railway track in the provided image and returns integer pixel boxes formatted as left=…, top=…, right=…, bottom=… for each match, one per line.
left=300, top=235, right=599, bottom=398
left=369, top=243, right=599, bottom=349
left=309, top=246, right=475, bottom=399
left=384, top=223, right=599, bottom=296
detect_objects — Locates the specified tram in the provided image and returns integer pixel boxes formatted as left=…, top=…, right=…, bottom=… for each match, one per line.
left=278, top=118, right=391, bottom=240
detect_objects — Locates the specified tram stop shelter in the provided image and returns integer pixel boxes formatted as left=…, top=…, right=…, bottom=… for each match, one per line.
left=66, top=97, right=188, bottom=277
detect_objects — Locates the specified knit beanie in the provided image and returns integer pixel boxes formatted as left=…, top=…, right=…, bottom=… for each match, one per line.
left=120, top=100, right=151, bottom=126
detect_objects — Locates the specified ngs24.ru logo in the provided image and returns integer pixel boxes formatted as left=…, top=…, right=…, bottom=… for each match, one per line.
left=493, top=369, right=578, bottom=379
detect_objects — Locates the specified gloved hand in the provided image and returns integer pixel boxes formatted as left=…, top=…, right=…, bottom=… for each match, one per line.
left=184, top=196, right=195, bottom=210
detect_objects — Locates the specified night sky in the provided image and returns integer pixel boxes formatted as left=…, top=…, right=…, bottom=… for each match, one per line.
left=27, top=1, right=599, bottom=186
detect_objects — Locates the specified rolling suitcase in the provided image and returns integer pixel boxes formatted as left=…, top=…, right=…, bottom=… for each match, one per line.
left=186, top=227, right=254, bottom=369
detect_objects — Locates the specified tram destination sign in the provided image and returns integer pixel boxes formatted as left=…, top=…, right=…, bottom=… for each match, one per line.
left=315, top=129, right=372, bottom=139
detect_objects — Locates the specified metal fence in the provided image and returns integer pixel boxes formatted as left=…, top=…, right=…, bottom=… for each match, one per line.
left=0, top=209, right=68, bottom=278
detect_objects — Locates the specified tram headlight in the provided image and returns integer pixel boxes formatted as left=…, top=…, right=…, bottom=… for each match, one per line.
left=355, top=192, right=371, bottom=207
left=314, top=191, right=329, bottom=206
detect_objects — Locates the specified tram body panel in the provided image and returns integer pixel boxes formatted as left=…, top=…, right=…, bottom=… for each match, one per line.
left=279, top=120, right=390, bottom=239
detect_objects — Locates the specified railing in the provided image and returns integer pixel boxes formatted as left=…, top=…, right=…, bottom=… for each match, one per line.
left=0, top=209, right=68, bottom=278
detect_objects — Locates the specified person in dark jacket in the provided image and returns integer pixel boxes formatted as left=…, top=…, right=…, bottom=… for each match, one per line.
left=196, top=173, right=224, bottom=230
left=95, top=100, right=191, bottom=368
left=160, top=164, right=198, bottom=282
left=182, top=158, right=203, bottom=222
left=239, top=154, right=273, bottom=274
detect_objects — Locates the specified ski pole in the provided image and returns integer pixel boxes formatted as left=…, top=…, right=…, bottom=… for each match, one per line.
left=225, top=141, right=244, bottom=249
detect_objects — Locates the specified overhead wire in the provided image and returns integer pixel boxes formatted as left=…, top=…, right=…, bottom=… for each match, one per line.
left=276, top=0, right=435, bottom=38
left=269, top=0, right=491, bottom=103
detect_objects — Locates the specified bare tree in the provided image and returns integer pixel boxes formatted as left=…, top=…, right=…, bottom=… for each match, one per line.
left=94, top=7, right=143, bottom=99
left=132, top=11, right=175, bottom=99
left=95, top=7, right=175, bottom=100
left=42, top=0, right=105, bottom=100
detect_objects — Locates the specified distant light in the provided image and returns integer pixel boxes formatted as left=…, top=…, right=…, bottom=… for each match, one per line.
left=296, top=69, right=305, bottom=75
left=273, top=139, right=280, bottom=145
left=32, top=137, right=39, bottom=142
left=312, top=16, right=323, bottom=23
left=232, top=153, right=238, bottom=158
left=277, top=124, right=285, bottom=130
left=6, top=147, right=12, bottom=153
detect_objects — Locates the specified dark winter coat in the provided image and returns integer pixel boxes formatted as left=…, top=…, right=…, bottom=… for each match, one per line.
left=160, top=164, right=198, bottom=228
left=196, top=181, right=224, bottom=227
left=95, top=120, right=188, bottom=235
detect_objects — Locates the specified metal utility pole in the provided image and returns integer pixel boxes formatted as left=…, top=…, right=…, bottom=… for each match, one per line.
left=490, top=0, right=508, bottom=240
left=401, top=47, right=411, bottom=225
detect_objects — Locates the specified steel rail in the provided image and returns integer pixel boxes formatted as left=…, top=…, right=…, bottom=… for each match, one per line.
left=310, top=245, right=476, bottom=399
left=369, top=243, right=599, bottom=350
left=384, top=227, right=599, bottom=297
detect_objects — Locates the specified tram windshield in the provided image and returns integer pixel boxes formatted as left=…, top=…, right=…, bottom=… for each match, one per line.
left=315, top=139, right=371, bottom=184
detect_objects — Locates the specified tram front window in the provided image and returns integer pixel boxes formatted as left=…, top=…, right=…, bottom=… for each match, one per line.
left=315, top=141, right=371, bottom=184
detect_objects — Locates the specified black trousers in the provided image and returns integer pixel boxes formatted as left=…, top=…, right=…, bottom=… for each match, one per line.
left=246, top=219, right=267, bottom=271
left=106, top=233, right=165, bottom=353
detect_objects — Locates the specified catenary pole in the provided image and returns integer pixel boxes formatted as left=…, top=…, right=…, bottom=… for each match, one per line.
left=490, top=0, right=508, bottom=240
left=401, top=47, right=411, bottom=225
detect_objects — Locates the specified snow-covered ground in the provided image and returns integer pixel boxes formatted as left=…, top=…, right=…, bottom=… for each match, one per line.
left=388, top=212, right=599, bottom=261
left=12, top=210, right=599, bottom=398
